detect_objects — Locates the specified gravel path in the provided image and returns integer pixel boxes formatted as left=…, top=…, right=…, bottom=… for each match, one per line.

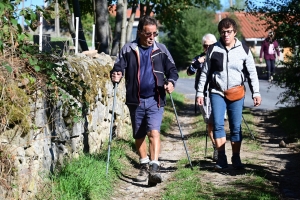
left=111, top=101, right=193, bottom=200
left=110, top=99, right=300, bottom=200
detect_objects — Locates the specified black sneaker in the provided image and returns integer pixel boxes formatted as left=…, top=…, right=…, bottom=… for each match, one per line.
left=214, top=154, right=228, bottom=170
left=148, top=163, right=162, bottom=186
left=231, top=156, right=244, bottom=170
left=134, top=163, right=149, bottom=182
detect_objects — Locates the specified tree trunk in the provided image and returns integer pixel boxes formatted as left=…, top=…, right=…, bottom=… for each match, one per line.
left=63, top=0, right=82, bottom=52
left=111, top=0, right=124, bottom=56
left=95, top=0, right=110, bottom=54
left=72, top=0, right=89, bottom=51
left=120, top=0, right=128, bottom=49
left=126, top=0, right=138, bottom=43
left=140, top=4, right=145, bottom=16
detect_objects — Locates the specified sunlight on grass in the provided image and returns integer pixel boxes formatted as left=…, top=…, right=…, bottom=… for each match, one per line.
left=49, top=139, right=134, bottom=199
left=178, top=69, right=192, bottom=79
left=163, top=159, right=279, bottom=200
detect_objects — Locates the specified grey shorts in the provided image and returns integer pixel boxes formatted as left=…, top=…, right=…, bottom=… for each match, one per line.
left=127, top=96, right=164, bottom=139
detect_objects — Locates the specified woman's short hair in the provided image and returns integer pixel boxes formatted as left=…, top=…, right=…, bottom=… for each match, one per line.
left=202, top=33, right=217, bottom=44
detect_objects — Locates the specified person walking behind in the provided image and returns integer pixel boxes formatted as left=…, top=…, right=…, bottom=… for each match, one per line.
left=259, top=31, right=280, bottom=82
left=186, top=33, right=218, bottom=161
left=110, top=15, right=178, bottom=186
left=196, top=18, right=262, bottom=170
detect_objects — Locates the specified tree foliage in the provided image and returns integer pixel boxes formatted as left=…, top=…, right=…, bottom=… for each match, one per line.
left=245, top=0, right=300, bottom=106
left=145, top=0, right=221, bottom=31
left=161, top=8, right=219, bottom=69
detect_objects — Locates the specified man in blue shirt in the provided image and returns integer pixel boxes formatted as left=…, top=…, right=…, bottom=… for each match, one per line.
left=111, top=16, right=178, bottom=186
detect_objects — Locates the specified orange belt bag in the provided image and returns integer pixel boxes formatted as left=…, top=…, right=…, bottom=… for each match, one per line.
left=224, top=85, right=245, bottom=101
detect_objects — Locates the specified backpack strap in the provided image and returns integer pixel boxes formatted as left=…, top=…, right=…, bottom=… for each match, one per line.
left=241, top=42, right=254, bottom=94
left=203, top=43, right=216, bottom=93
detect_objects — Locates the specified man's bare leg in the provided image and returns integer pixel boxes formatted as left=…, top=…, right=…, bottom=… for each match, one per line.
left=134, top=137, right=150, bottom=182
left=148, top=130, right=160, bottom=161
left=147, top=130, right=162, bottom=185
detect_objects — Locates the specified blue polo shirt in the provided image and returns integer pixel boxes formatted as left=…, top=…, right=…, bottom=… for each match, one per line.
left=138, top=45, right=156, bottom=98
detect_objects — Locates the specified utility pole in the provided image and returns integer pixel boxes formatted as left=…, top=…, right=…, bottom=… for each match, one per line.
left=21, top=0, right=24, bottom=30
left=230, top=0, right=233, bottom=7
left=55, top=0, right=60, bottom=36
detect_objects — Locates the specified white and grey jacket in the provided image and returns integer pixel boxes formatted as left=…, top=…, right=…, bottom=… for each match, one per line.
left=197, top=38, right=261, bottom=99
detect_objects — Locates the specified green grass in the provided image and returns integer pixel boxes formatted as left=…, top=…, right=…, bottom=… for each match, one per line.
left=161, top=92, right=185, bottom=134
left=49, top=139, right=134, bottom=199
left=163, top=170, right=279, bottom=200
left=161, top=98, right=279, bottom=200
left=46, top=92, right=299, bottom=199
left=274, top=105, right=300, bottom=139
left=178, top=69, right=193, bottom=79
left=46, top=92, right=185, bottom=199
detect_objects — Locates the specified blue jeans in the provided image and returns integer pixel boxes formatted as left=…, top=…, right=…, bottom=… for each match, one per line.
left=210, top=93, right=244, bottom=142
left=265, top=59, right=275, bottom=79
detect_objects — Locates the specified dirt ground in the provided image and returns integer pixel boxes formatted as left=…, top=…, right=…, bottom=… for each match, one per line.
left=110, top=99, right=300, bottom=200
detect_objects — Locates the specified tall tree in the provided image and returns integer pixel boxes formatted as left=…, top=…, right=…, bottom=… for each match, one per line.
left=120, top=0, right=128, bottom=49
left=95, top=0, right=110, bottom=54
left=245, top=0, right=300, bottom=105
left=72, top=0, right=89, bottom=51
left=162, top=8, right=219, bottom=69
left=126, top=0, right=138, bottom=43
left=111, top=0, right=125, bottom=56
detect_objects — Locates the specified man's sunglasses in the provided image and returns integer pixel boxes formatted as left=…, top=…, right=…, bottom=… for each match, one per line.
left=203, top=44, right=210, bottom=48
left=141, top=31, right=159, bottom=37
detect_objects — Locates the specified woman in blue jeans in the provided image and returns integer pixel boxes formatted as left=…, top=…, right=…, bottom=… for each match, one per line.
left=196, top=18, right=262, bottom=170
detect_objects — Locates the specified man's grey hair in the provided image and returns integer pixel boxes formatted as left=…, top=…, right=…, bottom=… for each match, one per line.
left=202, top=33, right=217, bottom=44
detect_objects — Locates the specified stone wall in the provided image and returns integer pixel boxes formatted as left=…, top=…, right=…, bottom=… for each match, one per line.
left=0, top=53, right=130, bottom=199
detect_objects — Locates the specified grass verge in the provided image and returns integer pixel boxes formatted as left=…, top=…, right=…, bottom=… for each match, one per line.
left=273, top=105, right=300, bottom=140
left=161, top=98, right=279, bottom=199
left=45, top=92, right=184, bottom=199
left=47, top=139, right=134, bottom=199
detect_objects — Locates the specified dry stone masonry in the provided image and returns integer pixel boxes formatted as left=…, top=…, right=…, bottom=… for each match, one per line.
left=0, top=52, right=130, bottom=199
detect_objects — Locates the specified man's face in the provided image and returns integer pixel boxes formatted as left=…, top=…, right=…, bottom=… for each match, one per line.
left=220, top=26, right=237, bottom=47
left=138, top=24, right=158, bottom=47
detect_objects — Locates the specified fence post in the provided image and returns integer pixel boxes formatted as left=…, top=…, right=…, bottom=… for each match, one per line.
left=92, top=24, right=95, bottom=50
left=39, top=16, right=43, bottom=52
left=75, top=17, right=79, bottom=54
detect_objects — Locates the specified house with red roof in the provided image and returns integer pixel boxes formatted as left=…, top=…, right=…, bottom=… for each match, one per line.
left=109, top=6, right=287, bottom=61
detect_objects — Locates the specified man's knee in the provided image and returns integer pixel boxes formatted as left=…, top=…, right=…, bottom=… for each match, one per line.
left=148, top=130, right=160, bottom=138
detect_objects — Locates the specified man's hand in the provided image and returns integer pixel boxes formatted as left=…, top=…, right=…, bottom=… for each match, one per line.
left=197, top=97, right=204, bottom=106
left=164, top=81, right=174, bottom=94
left=253, top=96, right=262, bottom=107
left=259, top=58, right=263, bottom=63
left=111, top=71, right=122, bottom=83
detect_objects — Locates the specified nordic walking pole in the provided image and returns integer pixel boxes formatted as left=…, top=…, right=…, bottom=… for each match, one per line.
left=242, top=115, right=255, bottom=140
left=205, top=124, right=208, bottom=157
left=204, top=90, right=210, bottom=158
left=194, top=92, right=198, bottom=114
left=169, top=93, right=193, bottom=170
left=106, top=82, right=118, bottom=175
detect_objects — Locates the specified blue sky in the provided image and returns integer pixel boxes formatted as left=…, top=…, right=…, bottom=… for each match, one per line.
left=22, top=0, right=44, bottom=7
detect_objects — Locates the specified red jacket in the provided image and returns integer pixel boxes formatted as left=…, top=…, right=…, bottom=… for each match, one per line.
left=260, top=38, right=280, bottom=60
